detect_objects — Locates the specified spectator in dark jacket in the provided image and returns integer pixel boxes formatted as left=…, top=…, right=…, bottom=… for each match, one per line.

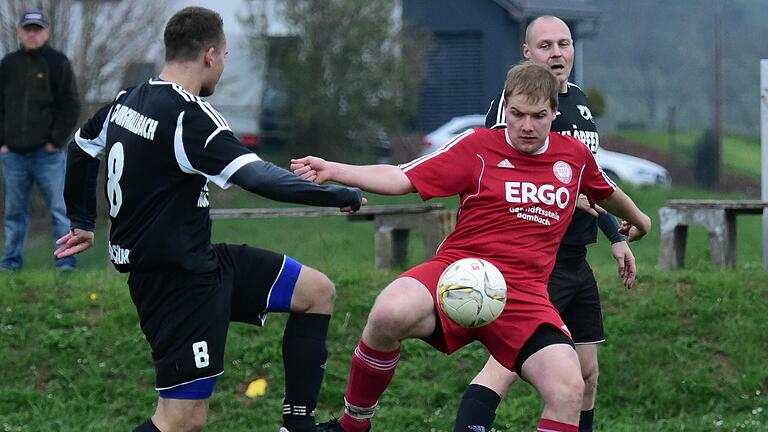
left=0, top=9, right=80, bottom=271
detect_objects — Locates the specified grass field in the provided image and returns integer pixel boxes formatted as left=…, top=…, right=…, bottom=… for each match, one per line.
left=1, top=186, right=766, bottom=431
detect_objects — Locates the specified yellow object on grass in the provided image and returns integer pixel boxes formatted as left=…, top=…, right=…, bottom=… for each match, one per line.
left=245, top=378, right=268, bottom=398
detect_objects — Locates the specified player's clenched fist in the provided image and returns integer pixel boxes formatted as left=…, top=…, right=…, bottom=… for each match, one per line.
left=291, top=156, right=332, bottom=184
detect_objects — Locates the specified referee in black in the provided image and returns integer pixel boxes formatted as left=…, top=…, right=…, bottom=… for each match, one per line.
left=453, top=16, right=636, bottom=432
left=55, top=7, right=363, bottom=432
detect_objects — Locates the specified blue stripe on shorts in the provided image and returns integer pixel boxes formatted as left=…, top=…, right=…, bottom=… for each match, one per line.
left=266, top=255, right=301, bottom=312
left=159, top=376, right=217, bottom=400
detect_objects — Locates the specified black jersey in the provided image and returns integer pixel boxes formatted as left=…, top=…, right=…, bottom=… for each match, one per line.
left=68, top=78, right=360, bottom=273
left=485, top=82, right=620, bottom=246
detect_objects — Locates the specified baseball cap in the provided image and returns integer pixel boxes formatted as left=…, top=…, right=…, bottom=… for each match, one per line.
left=19, top=10, right=49, bottom=28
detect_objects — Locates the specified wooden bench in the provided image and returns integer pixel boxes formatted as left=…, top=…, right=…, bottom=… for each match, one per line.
left=210, top=204, right=455, bottom=269
left=657, top=200, right=768, bottom=270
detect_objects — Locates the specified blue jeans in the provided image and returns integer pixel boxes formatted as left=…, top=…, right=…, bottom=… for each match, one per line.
left=1, top=148, right=76, bottom=270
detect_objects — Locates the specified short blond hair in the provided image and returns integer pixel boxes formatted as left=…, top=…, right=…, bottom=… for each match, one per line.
left=503, top=61, right=559, bottom=110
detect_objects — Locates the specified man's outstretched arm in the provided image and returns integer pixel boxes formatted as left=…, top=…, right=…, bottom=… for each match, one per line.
left=230, top=160, right=365, bottom=211
left=290, top=156, right=415, bottom=196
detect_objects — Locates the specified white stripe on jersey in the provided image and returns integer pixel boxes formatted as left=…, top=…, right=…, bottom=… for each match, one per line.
left=492, top=88, right=505, bottom=128
left=461, top=154, right=486, bottom=207
left=173, top=111, right=260, bottom=189
left=74, top=90, right=127, bottom=158
left=173, top=111, right=198, bottom=175
left=204, top=127, right=227, bottom=148
left=400, top=128, right=475, bottom=172
left=150, top=78, right=231, bottom=136
left=171, top=83, right=194, bottom=102
left=574, top=164, right=587, bottom=217
left=74, top=106, right=114, bottom=159
left=198, top=100, right=228, bottom=128
left=584, top=149, right=617, bottom=189
left=598, top=165, right=618, bottom=189
left=213, top=153, right=260, bottom=189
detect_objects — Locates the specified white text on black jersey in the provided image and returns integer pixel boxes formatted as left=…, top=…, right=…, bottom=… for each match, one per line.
left=110, top=104, right=159, bottom=141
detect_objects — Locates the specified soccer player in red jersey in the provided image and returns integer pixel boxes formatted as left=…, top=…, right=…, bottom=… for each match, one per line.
left=292, top=61, right=651, bottom=432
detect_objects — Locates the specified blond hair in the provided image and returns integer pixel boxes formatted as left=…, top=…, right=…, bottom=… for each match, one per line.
left=503, top=61, right=559, bottom=110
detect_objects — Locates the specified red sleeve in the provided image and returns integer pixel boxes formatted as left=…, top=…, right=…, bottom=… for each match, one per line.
left=579, top=145, right=616, bottom=202
left=398, top=128, right=481, bottom=201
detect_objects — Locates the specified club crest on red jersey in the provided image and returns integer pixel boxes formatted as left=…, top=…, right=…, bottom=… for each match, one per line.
left=553, top=161, right=572, bottom=184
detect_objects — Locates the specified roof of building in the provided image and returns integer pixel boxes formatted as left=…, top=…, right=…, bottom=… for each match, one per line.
left=492, top=0, right=601, bottom=19
left=491, top=0, right=602, bottom=36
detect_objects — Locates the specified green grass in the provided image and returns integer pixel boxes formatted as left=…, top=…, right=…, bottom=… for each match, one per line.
left=1, top=186, right=766, bottom=431
left=607, top=129, right=762, bottom=179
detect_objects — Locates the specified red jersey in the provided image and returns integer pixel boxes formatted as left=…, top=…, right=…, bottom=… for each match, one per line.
left=401, top=128, right=615, bottom=294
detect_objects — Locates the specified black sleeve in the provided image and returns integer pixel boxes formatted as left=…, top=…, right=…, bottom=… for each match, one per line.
left=64, top=141, right=101, bottom=231
left=597, top=211, right=626, bottom=244
left=230, top=160, right=364, bottom=211
left=484, top=87, right=506, bottom=128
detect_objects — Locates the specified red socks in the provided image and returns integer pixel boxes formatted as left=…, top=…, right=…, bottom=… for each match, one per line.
left=537, top=418, right=579, bottom=432
left=340, top=340, right=400, bottom=432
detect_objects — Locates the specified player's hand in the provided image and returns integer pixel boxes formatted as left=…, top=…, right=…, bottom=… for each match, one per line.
left=611, top=240, right=636, bottom=288
left=54, top=229, right=95, bottom=258
left=0, top=145, right=8, bottom=153
left=618, top=219, right=648, bottom=242
left=576, top=194, right=606, bottom=217
left=290, top=156, right=334, bottom=184
left=340, top=196, right=368, bottom=213
left=44, top=142, right=59, bottom=153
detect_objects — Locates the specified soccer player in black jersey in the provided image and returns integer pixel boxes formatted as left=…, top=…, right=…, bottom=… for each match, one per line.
left=54, top=7, right=364, bottom=432
left=453, top=16, right=636, bottom=432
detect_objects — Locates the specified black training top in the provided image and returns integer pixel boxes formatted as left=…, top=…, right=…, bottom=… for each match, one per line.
left=66, top=78, right=361, bottom=273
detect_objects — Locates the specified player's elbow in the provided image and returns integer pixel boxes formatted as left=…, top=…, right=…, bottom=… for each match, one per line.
left=638, top=213, right=652, bottom=234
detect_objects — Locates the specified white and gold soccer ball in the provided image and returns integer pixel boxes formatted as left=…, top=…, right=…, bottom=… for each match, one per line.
left=436, top=258, right=507, bottom=328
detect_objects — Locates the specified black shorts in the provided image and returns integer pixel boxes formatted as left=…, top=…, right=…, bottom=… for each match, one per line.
left=127, top=244, right=302, bottom=390
left=547, top=245, right=605, bottom=344
left=513, top=324, right=574, bottom=373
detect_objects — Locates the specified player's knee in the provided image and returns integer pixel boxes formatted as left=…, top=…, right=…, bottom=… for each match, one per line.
left=549, top=374, right=584, bottom=410
left=294, top=267, right=336, bottom=314
left=366, top=299, right=412, bottom=339
left=156, top=410, right=208, bottom=432
left=581, top=363, right=599, bottom=393
left=183, top=415, right=208, bottom=432
left=469, top=357, right=517, bottom=397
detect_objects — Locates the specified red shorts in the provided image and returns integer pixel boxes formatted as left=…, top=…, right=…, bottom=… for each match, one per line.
left=401, top=256, right=570, bottom=370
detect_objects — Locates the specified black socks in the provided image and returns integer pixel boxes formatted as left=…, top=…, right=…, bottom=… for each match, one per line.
left=453, top=384, right=501, bottom=432
left=281, top=313, right=331, bottom=431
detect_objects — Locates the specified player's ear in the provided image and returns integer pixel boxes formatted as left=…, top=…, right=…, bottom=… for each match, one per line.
left=204, top=47, right=215, bottom=67
left=522, top=43, right=531, bottom=59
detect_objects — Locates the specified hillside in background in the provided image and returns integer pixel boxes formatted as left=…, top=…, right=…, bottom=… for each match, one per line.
left=602, top=133, right=762, bottom=197
left=583, top=0, right=768, bottom=137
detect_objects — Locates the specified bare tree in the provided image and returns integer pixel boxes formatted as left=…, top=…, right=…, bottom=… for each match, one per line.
left=1, top=0, right=171, bottom=113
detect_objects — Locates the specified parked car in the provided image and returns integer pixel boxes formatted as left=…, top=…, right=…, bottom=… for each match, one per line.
left=596, top=148, right=671, bottom=187
left=421, top=114, right=671, bottom=187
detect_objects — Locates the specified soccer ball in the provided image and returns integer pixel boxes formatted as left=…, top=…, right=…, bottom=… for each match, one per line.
left=436, top=258, right=507, bottom=328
